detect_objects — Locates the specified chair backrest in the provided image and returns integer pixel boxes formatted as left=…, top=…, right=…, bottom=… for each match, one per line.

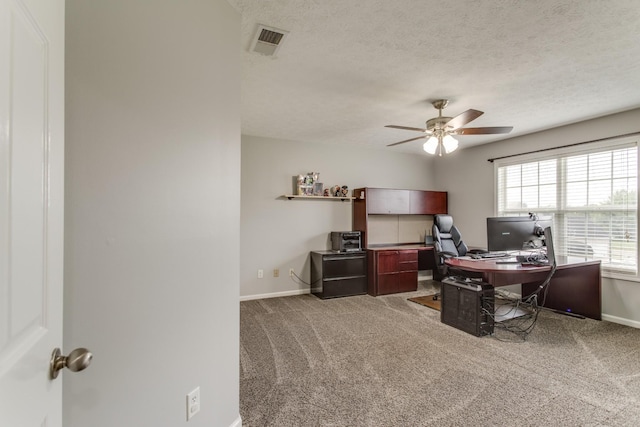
left=432, top=214, right=469, bottom=259
left=432, top=215, right=483, bottom=282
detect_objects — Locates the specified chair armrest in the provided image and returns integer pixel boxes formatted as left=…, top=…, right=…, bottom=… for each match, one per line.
left=437, top=251, right=458, bottom=260
left=438, top=251, right=458, bottom=258
left=467, top=249, right=488, bottom=254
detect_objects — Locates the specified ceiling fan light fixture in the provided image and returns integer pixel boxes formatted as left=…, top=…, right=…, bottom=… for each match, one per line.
left=423, top=137, right=438, bottom=154
left=442, top=134, right=458, bottom=153
left=385, top=98, right=513, bottom=154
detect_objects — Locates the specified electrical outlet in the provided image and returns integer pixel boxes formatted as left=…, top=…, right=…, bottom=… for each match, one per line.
left=273, top=268, right=279, bottom=277
left=289, top=268, right=294, bottom=277
left=257, top=269, right=263, bottom=279
left=186, top=387, right=200, bottom=420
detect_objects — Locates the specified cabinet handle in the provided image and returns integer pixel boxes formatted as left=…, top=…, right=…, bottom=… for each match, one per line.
left=325, top=255, right=365, bottom=261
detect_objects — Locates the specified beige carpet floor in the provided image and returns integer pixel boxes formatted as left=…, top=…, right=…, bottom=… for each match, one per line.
left=240, top=280, right=640, bottom=426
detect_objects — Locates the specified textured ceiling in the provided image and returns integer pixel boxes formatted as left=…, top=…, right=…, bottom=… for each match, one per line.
left=228, top=0, right=640, bottom=154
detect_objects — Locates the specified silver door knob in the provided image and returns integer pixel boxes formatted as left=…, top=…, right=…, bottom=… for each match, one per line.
left=49, top=347, right=93, bottom=379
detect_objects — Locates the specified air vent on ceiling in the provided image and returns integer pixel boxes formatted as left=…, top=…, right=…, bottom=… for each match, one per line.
left=250, top=24, right=289, bottom=57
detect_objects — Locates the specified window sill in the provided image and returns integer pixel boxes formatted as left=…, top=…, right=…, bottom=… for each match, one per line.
left=602, top=270, right=640, bottom=283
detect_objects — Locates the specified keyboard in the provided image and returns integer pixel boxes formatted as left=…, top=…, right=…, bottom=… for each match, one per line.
left=495, top=260, right=550, bottom=266
left=517, top=254, right=548, bottom=263
left=520, top=260, right=550, bottom=266
left=495, top=254, right=549, bottom=265
left=470, top=252, right=508, bottom=259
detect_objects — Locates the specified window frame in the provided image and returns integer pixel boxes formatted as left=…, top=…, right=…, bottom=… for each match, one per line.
left=493, top=136, right=639, bottom=280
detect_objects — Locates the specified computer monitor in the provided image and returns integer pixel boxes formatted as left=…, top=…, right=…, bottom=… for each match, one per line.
left=544, top=226, right=556, bottom=266
left=486, top=216, right=552, bottom=252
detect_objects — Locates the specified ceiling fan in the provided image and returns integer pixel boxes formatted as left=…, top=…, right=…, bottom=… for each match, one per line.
left=385, top=99, right=513, bottom=156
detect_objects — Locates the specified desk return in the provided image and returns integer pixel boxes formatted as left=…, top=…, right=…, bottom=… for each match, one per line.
left=445, top=257, right=602, bottom=320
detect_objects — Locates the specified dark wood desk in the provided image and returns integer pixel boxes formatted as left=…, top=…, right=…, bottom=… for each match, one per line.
left=445, top=257, right=602, bottom=320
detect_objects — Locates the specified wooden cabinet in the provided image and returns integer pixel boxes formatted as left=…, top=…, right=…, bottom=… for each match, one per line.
left=409, top=190, right=447, bottom=214
left=311, top=251, right=367, bottom=299
left=366, top=188, right=410, bottom=214
left=368, top=249, right=418, bottom=296
left=353, top=187, right=448, bottom=248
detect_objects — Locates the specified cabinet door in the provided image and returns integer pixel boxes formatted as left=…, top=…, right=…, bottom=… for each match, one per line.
left=377, top=273, right=398, bottom=295
left=409, top=190, right=448, bottom=214
left=397, top=271, right=418, bottom=293
left=376, top=251, right=399, bottom=273
left=367, top=188, right=410, bottom=214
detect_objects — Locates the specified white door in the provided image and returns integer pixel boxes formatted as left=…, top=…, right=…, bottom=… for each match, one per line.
left=0, top=0, right=66, bottom=425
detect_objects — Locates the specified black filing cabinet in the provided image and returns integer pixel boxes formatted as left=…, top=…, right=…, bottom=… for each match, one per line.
left=311, top=251, right=367, bottom=299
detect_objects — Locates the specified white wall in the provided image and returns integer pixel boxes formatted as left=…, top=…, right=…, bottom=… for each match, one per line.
left=433, top=108, right=640, bottom=327
left=64, top=1, right=241, bottom=426
left=240, top=136, right=435, bottom=299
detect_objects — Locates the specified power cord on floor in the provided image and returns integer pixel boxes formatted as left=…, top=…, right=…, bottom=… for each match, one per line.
left=487, top=261, right=558, bottom=342
left=488, top=294, right=541, bottom=342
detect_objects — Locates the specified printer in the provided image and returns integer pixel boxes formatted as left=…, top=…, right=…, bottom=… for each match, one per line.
left=331, top=231, right=362, bottom=252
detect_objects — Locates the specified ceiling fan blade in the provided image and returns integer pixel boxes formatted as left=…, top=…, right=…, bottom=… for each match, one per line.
left=385, top=125, right=429, bottom=133
left=445, top=109, right=483, bottom=129
left=454, top=126, right=514, bottom=135
left=387, top=135, right=428, bottom=147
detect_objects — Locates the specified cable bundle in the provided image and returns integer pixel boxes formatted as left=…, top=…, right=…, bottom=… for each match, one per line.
left=486, top=262, right=557, bottom=342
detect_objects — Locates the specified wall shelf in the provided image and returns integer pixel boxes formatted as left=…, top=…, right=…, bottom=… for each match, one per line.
left=283, top=195, right=355, bottom=201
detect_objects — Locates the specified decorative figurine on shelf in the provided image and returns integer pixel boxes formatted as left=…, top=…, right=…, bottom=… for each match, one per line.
left=297, top=172, right=318, bottom=195
left=292, top=173, right=348, bottom=198
left=296, top=174, right=306, bottom=195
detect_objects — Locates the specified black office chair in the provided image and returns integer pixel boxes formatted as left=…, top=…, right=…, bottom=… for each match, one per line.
left=431, top=214, right=484, bottom=299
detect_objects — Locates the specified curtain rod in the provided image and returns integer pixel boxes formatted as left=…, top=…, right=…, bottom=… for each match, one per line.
left=487, top=131, right=640, bottom=163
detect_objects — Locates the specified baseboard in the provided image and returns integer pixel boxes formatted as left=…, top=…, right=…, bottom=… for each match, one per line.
left=240, top=289, right=310, bottom=301
left=229, top=415, right=242, bottom=427
left=601, top=314, right=640, bottom=329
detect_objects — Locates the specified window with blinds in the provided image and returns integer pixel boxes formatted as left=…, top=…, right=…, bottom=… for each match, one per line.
left=495, top=138, right=638, bottom=276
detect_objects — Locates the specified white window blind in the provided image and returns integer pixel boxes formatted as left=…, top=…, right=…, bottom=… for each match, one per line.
left=496, top=139, right=638, bottom=275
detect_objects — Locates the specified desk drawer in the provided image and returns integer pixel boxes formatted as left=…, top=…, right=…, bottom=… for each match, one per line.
left=322, top=254, right=366, bottom=279
left=398, top=261, right=418, bottom=272
left=320, top=276, right=367, bottom=298
left=398, top=250, right=417, bottom=263
left=397, top=271, right=418, bottom=293
left=376, top=251, right=398, bottom=273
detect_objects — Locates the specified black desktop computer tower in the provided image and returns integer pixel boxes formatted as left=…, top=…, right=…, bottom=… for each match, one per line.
left=441, top=277, right=495, bottom=337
